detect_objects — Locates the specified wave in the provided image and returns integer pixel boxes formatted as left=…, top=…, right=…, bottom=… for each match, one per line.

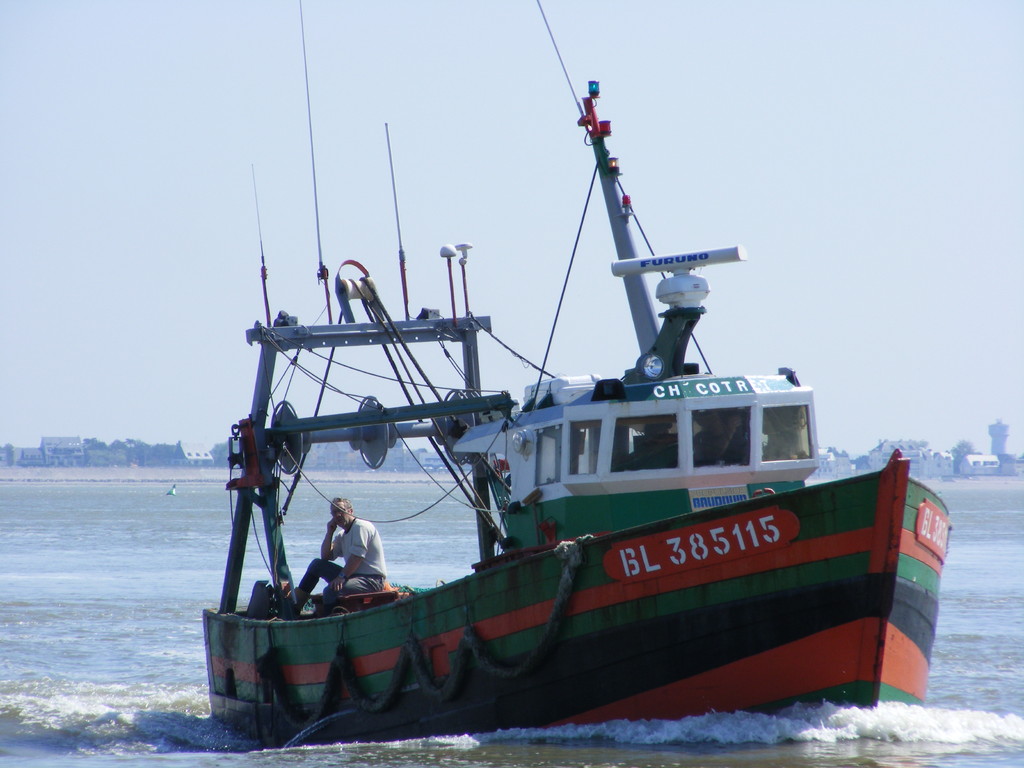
left=475, top=702, right=1024, bottom=747
left=0, top=679, right=256, bottom=756
left=4, top=678, right=1023, bottom=759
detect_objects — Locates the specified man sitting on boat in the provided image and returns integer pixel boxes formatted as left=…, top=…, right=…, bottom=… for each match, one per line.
left=289, top=497, right=388, bottom=612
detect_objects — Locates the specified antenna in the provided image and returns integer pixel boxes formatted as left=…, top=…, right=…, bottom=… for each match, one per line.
left=251, top=164, right=272, bottom=326
left=456, top=243, right=473, bottom=316
left=440, top=244, right=459, bottom=327
left=298, top=0, right=332, bottom=322
left=535, top=0, right=583, bottom=117
left=385, top=123, right=411, bottom=320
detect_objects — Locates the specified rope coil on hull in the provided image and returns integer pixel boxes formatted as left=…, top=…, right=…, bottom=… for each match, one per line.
left=278, top=537, right=588, bottom=746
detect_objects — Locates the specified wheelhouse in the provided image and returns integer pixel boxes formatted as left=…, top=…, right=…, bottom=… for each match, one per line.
left=456, top=371, right=817, bottom=547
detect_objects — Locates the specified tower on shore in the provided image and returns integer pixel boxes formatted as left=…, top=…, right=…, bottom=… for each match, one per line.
left=989, top=419, right=1009, bottom=456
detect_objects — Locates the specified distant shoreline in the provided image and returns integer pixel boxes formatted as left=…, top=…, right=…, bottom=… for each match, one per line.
left=0, top=467, right=438, bottom=484
left=1, top=466, right=1019, bottom=487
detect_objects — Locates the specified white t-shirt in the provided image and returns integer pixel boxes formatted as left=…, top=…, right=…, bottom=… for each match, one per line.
left=331, top=518, right=387, bottom=578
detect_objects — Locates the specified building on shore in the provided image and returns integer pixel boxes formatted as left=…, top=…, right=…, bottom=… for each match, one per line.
left=15, top=446, right=45, bottom=467
left=812, top=447, right=855, bottom=480
left=861, top=439, right=953, bottom=480
left=958, top=454, right=1003, bottom=476
left=175, top=441, right=214, bottom=466
left=40, top=436, right=85, bottom=467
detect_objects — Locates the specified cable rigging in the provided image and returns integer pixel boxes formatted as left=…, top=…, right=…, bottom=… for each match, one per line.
left=251, top=165, right=273, bottom=327
left=298, top=0, right=332, bottom=324
left=536, top=0, right=583, bottom=118
left=530, top=164, right=598, bottom=403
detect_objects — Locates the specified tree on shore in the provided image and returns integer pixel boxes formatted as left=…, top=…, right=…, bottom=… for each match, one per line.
left=211, top=441, right=230, bottom=466
left=951, top=440, right=976, bottom=475
left=81, top=438, right=186, bottom=467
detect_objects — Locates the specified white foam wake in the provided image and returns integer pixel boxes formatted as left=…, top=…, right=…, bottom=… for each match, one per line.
left=476, top=703, right=1024, bottom=746
left=0, top=678, right=255, bottom=754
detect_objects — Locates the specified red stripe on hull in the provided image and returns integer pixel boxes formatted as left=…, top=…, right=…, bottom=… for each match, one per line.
left=210, top=655, right=259, bottom=684
left=282, top=661, right=330, bottom=686
left=898, top=527, right=944, bottom=576
left=556, top=619, right=890, bottom=724
left=570, top=528, right=875, bottom=616
left=879, top=623, right=930, bottom=700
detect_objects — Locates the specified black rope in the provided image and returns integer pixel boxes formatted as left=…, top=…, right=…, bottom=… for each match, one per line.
left=363, top=298, right=430, bottom=407
left=281, top=537, right=589, bottom=747
left=533, top=164, right=599, bottom=399
left=478, top=322, right=553, bottom=377
left=277, top=440, right=463, bottom=525
left=616, top=177, right=657, bottom=257
left=262, top=333, right=364, bottom=406
left=338, top=283, right=493, bottom=530
left=360, top=283, right=495, bottom=522
left=436, top=337, right=467, bottom=382
left=535, top=0, right=584, bottom=118
left=280, top=345, right=333, bottom=516
left=691, top=333, right=713, bottom=375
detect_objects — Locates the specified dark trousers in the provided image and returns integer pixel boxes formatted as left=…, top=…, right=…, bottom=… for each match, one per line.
left=297, top=558, right=384, bottom=607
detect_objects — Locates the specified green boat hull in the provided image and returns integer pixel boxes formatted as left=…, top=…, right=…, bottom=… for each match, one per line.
left=204, top=454, right=948, bottom=747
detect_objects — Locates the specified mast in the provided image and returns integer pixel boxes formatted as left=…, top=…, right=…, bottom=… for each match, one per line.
left=577, top=82, right=658, bottom=355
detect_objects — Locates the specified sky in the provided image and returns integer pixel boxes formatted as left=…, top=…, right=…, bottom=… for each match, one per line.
left=1, top=0, right=1021, bottom=458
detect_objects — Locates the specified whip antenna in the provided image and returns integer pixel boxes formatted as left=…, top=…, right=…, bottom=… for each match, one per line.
left=251, top=164, right=272, bottom=326
left=385, top=123, right=411, bottom=320
left=299, top=0, right=333, bottom=322
left=536, top=0, right=583, bottom=117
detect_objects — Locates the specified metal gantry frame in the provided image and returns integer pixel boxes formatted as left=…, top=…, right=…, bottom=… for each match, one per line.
left=219, top=314, right=514, bottom=617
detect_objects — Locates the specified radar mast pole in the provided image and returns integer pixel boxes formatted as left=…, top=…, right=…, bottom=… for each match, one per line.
left=578, top=83, right=659, bottom=354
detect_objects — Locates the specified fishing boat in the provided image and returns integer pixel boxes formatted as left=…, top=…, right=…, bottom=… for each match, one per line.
left=203, top=82, right=951, bottom=748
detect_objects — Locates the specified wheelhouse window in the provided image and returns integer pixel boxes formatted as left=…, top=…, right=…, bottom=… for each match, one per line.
left=534, top=425, right=562, bottom=485
left=569, top=420, right=601, bottom=475
left=611, top=415, right=678, bottom=472
left=762, top=405, right=812, bottom=461
left=692, top=407, right=751, bottom=467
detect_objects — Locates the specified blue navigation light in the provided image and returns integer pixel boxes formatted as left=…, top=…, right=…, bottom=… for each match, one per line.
left=588, top=81, right=600, bottom=97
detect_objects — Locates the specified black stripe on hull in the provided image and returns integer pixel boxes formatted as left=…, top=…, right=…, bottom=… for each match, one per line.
left=258, top=572, right=938, bottom=746
left=891, top=577, right=940, bottom=661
